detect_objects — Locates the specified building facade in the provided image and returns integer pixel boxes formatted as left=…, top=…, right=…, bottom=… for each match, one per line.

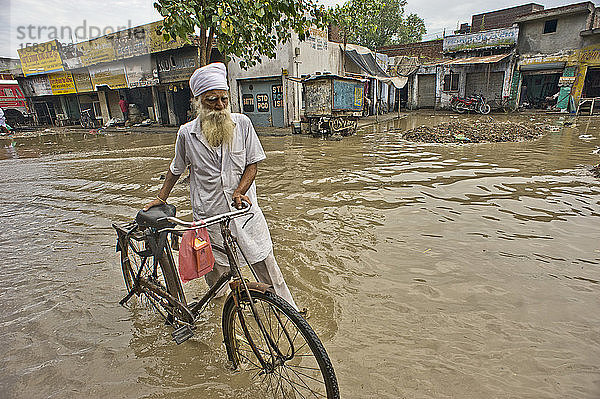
left=514, top=1, right=600, bottom=110
left=408, top=27, right=519, bottom=109
left=15, top=22, right=198, bottom=127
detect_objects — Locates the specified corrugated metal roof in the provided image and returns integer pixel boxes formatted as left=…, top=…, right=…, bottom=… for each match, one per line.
left=428, top=53, right=512, bottom=66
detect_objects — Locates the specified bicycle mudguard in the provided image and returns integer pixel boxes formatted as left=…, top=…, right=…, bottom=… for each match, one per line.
left=229, top=280, right=273, bottom=295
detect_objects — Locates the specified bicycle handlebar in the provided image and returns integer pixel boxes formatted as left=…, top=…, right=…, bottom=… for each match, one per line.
left=158, top=202, right=252, bottom=232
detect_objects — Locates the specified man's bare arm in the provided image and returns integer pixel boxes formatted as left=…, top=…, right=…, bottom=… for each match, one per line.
left=232, top=163, right=257, bottom=209
left=143, top=170, right=181, bottom=211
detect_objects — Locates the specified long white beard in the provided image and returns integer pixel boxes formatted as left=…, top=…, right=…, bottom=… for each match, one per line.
left=193, top=99, right=235, bottom=148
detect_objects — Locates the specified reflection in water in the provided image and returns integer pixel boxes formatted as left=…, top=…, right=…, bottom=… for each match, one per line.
left=0, top=113, right=599, bottom=398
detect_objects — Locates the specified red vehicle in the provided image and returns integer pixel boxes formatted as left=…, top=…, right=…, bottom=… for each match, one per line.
left=0, top=73, right=30, bottom=126
left=450, top=94, right=491, bottom=115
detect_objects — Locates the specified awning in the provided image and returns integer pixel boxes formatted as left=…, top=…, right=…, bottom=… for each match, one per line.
left=374, top=76, right=408, bottom=89
left=429, top=53, right=512, bottom=66
left=394, top=56, right=419, bottom=76
left=346, top=72, right=408, bottom=88
left=344, top=49, right=389, bottom=77
left=520, top=62, right=566, bottom=71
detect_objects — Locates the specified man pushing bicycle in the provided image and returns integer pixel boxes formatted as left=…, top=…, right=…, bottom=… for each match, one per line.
left=143, top=62, right=298, bottom=310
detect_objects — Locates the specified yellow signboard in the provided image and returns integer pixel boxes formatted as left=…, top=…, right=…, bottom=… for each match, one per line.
left=147, top=21, right=187, bottom=53
left=577, top=44, right=600, bottom=66
left=571, top=44, right=600, bottom=102
left=72, top=70, right=94, bottom=93
left=89, top=62, right=128, bottom=89
left=78, top=36, right=116, bottom=67
left=17, top=40, right=64, bottom=76
left=48, top=72, right=77, bottom=95
left=354, top=87, right=363, bottom=107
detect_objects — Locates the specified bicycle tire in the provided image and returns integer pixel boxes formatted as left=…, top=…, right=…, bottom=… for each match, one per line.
left=222, top=290, right=339, bottom=399
left=118, top=231, right=192, bottom=326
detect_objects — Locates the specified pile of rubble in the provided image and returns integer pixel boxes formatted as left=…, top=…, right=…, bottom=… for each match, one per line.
left=402, top=119, right=549, bottom=143
left=592, top=164, right=600, bottom=179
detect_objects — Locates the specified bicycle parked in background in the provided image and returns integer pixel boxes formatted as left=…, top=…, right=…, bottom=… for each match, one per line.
left=80, top=109, right=96, bottom=129
left=112, top=203, right=339, bottom=398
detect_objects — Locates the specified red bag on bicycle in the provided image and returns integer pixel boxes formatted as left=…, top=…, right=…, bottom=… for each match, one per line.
left=178, top=224, right=214, bottom=283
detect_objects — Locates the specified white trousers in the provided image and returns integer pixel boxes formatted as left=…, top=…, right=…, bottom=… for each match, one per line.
left=204, top=250, right=298, bottom=311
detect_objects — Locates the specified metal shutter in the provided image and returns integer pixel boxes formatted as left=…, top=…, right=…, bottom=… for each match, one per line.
left=417, top=74, right=436, bottom=108
left=465, top=72, right=504, bottom=99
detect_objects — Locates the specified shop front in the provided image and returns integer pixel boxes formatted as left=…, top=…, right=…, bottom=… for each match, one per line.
left=155, top=47, right=198, bottom=125
left=238, top=77, right=285, bottom=127
left=519, top=62, right=565, bottom=108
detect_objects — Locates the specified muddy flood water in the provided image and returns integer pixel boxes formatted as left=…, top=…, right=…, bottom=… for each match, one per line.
left=1, top=113, right=599, bottom=398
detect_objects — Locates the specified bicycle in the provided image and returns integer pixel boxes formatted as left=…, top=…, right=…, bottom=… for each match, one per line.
left=80, top=109, right=96, bottom=129
left=112, top=203, right=339, bottom=398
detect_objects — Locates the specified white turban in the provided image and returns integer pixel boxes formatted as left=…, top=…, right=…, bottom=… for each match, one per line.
left=189, top=63, right=229, bottom=97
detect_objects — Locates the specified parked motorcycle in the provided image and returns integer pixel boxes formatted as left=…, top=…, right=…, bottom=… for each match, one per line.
left=451, top=94, right=491, bottom=115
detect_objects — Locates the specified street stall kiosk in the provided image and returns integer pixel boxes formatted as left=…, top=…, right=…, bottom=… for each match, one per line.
left=303, top=74, right=365, bottom=137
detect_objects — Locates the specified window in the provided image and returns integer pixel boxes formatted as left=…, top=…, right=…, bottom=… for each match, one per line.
left=443, top=73, right=459, bottom=92
left=543, top=19, right=557, bottom=34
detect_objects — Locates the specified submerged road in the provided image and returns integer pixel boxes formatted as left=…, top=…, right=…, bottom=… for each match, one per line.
left=0, top=113, right=599, bottom=398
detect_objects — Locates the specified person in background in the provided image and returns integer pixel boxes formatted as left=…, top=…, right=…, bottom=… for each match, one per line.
left=119, top=96, right=129, bottom=123
left=0, top=107, right=12, bottom=134
left=143, top=63, right=300, bottom=311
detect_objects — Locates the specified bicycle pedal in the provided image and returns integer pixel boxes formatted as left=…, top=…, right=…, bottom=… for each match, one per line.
left=172, top=325, right=194, bottom=344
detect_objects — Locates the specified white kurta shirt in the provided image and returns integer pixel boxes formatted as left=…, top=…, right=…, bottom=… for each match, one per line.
left=170, top=113, right=272, bottom=264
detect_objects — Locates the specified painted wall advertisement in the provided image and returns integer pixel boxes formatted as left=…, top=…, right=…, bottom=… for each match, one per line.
left=20, top=75, right=53, bottom=96
left=113, top=27, right=150, bottom=59
left=18, top=40, right=64, bottom=76
left=60, top=43, right=83, bottom=70
left=72, top=70, right=94, bottom=92
left=78, top=36, right=116, bottom=67
left=147, top=21, right=187, bottom=53
left=307, top=26, right=328, bottom=51
left=571, top=44, right=600, bottom=102
left=444, top=27, right=518, bottom=53
left=89, top=62, right=128, bottom=89
left=156, top=49, right=198, bottom=83
left=124, top=58, right=159, bottom=88
left=48, top=72, right=77, bottom=95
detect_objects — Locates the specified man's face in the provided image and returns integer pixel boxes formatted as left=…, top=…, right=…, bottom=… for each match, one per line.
left=200, top=89, right=229, bottom=112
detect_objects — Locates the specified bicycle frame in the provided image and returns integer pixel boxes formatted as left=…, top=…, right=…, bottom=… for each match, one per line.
left=116, top=205, right=290, bottom=371
left=160, top=211, right=284, bottom=370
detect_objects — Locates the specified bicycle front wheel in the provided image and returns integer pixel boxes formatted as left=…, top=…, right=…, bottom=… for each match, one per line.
left=222, top=290, right=339, bottom=398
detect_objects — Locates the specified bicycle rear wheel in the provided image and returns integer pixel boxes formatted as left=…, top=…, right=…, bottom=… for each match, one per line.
left=117, top=230, right=192, bottom=326
left=222, top=290, right=339, bottom=398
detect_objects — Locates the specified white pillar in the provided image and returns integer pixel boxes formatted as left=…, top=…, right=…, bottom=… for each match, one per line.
left=166, top=89, right=177, bottom=125
left=97, top=90, right=110, bottom=125
left=151, top=86, right=161, bottom=123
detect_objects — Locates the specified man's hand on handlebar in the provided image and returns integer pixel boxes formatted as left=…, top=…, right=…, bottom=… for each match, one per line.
left=232, top=191, right=251, bottom=210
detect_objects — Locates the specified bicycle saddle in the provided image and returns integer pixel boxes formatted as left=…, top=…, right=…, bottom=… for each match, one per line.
left=136, top=204, right=176, bottom=229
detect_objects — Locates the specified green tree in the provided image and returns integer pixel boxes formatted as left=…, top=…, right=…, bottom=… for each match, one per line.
left=332, top=0, right=426, bottom=50
left=154, top=0, right=327, bottom=69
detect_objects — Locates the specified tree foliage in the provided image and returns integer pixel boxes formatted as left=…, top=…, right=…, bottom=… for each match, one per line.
left=331, top=0, right=426, bottom=50
left=154, top=0, right=327, bottom=68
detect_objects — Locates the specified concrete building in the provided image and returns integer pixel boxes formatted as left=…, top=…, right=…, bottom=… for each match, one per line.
left=15, top=22, right=200, bottom=127
left=378, top=40, right=444, bottom=61
left=407, top=27, right=519, bottom=110
left=514, top=1, right=600, bottom=110
left=227, top=29, right=400, bottom=127
left=471, top=4, right=544, bottom=33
